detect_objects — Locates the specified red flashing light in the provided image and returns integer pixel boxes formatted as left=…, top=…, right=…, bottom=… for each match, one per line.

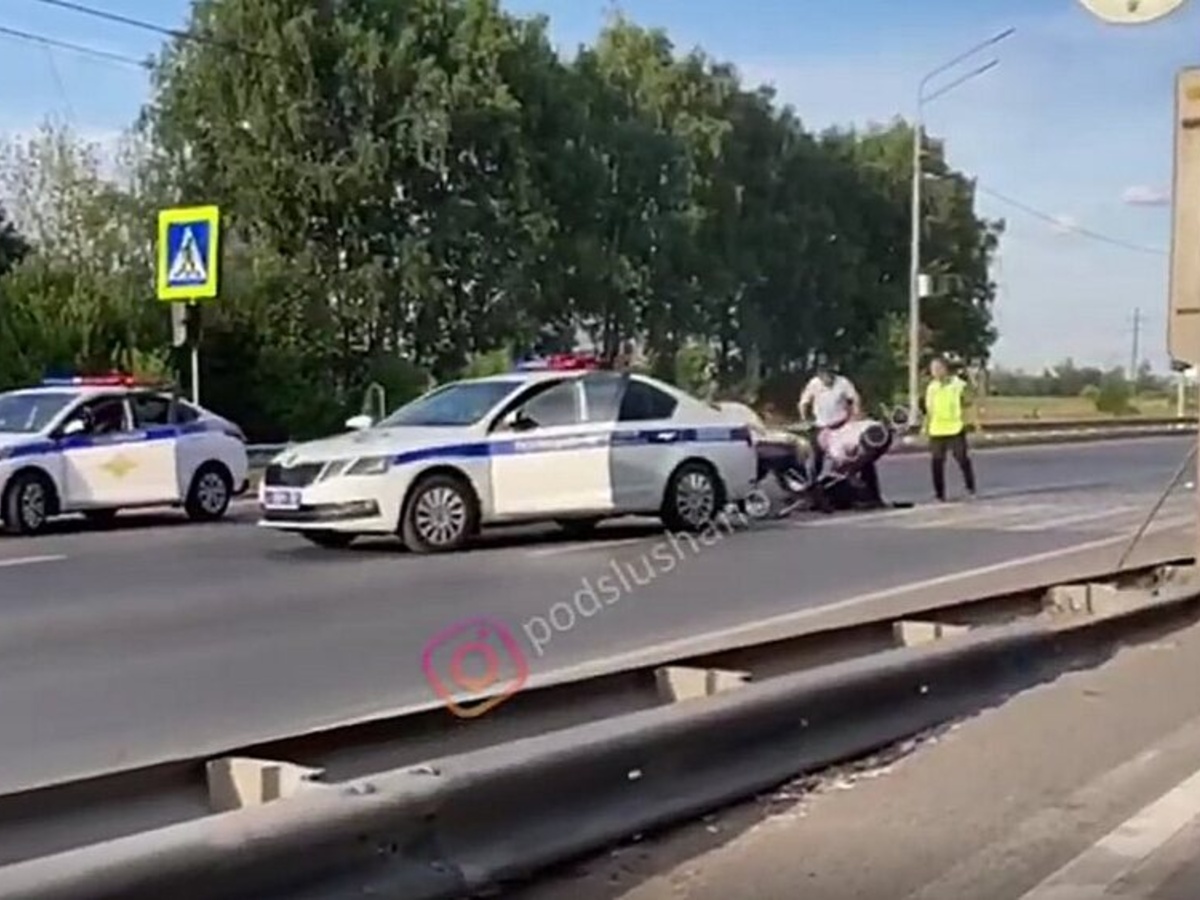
left=514, top=353, right=603, bottom=372
left=546, top=353, right=600, bottom=370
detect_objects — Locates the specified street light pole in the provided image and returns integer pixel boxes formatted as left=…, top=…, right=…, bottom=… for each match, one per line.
left=907, top=27, right=1015, bottom=422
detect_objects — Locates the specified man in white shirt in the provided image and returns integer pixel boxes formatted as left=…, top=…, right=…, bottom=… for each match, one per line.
left=798, top=362, right=861, bottom=481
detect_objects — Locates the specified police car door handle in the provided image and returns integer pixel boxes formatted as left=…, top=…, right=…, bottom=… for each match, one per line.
left=650, top=430, right=679, bottom=443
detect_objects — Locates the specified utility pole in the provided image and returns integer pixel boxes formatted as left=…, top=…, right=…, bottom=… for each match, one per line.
left=907, top=28, right=1014, bottom=423
left=1130, top=307, right=1142, bottom=386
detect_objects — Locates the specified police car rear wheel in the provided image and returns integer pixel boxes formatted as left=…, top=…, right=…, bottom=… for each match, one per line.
left=2, top=472, right=53, bottom=536
left=401, top=475, right=477, bottom=553
left=185, top=464, right=232, bottom=522
left=662, top=461, right=724, bottom=533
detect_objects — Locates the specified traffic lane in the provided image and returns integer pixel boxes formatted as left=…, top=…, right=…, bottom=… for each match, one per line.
left=0, top=485, right=1178, bottom=662
left=511, top=612, right=1200, bottom=900
left=0, top=434, right=1189, bottom=565
left=877, top=434, right=1193, bottom=499
left=0, top=505, right=1188, bottom=793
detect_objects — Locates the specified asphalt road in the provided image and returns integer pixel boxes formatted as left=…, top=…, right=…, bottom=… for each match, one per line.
left=0, top=436, right=1194, bottom=793
left=510, top=590, right=1200, bottom=900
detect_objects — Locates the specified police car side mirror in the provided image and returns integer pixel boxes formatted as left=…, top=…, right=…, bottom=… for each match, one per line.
left=345, top=414, right=373, bottom=431
left=61, top=418, right=86, bottom=438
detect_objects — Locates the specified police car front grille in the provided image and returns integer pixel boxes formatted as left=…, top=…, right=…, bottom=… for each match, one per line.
left=264, top=463, right=324, bottom=487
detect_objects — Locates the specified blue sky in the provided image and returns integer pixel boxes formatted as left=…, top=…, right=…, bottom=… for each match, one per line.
left=0, top=0, right=1192, bottom=372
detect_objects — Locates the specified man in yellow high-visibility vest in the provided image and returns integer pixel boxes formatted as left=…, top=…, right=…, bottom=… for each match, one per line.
left=922, top=356, right=977, bottom=502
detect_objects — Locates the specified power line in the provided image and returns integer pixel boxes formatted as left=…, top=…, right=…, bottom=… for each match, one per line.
left=977, top=184, right=1167, bottom=256
left=0, top=22, right=148, bottom=69
left=25, top=0, right=274, bottom=59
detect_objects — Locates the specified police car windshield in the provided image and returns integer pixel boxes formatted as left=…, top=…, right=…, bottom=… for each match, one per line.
left=0, top=390, right=76, bottom=434
left=378, top=380, right=521, bottom=427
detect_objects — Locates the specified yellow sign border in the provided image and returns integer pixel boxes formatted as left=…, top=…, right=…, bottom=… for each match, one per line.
left=156, top=205, right=221, bottom=302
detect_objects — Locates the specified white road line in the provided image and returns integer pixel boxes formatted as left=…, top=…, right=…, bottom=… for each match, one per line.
left=525, top=519, right=1193, bottom=693
left=0, top=554, right=67, bottom=569
left=1016, top=766, right=1200, bottom=900
left=794, top=505, right=926, bottom=528
left=900, top=503, right=1059, bottom=531
left=525, top=537, right=646, bottom=558
left=1006, top=505, right=1144, bottom=532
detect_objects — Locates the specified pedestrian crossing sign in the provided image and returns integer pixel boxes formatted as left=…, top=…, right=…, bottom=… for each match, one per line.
left=156, top=205, right=220, bottom=301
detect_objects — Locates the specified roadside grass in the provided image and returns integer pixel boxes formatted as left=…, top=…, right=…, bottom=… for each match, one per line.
left=978, top=394, right=1177, bottom=422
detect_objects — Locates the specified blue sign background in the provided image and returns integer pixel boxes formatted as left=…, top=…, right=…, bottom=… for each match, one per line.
left=164, top=220, right=211, bottom=287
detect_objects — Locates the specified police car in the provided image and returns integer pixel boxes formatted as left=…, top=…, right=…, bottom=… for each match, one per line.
left=258, top=354, right=758, bottom=552
left=0, top=374, right=250, bottom=535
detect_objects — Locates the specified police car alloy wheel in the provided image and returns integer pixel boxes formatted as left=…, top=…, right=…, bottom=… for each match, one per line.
left=2, top=472, right=54, bottom=536
left=662, top=461, right=723, bottom=532
left=185, top=464, right=232, bottom=521
left=401, top=474, right=478, bottom=553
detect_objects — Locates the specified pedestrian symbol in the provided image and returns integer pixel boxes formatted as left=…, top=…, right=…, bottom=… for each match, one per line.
left=156, top=205, right=220, bottom=301
left=167, top=227, right=207, bottom=285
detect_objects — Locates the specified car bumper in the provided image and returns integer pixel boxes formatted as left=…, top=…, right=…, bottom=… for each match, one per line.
left=258, top=500, right=392, bottom=533
left=257, top=477, right=401, bottom=533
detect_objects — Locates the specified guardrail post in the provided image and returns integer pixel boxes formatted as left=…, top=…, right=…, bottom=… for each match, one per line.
left=206, top=757, right=326, bottom=812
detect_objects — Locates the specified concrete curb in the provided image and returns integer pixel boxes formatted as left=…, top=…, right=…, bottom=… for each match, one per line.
left=4, top=583, right=1200, bottom=900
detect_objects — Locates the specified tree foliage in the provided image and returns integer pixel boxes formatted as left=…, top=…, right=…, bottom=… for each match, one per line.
left=0, top=0, right=1003, bottom=440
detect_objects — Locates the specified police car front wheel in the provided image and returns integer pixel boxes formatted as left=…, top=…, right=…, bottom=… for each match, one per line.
left=401, top=474, right=479, bottom=553
left=2, top=471, right=56, bottom=536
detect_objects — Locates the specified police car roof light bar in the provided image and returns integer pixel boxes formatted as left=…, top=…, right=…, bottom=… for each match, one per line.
left=40, top=371, right=162, bottom=388
left=513, top=353, right=602, bottom=372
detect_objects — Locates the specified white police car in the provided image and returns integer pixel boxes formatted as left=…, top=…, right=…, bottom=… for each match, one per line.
left=258, top=355, right=758, bottom=552
left=0, top=374, right=250, bottom=535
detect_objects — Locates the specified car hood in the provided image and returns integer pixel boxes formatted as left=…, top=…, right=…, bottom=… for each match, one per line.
left=274, top=426, right=479, bottom=465
left=0, top=432, right=47, bottom=453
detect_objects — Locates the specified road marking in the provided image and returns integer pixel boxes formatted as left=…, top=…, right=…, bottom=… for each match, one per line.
left=901, top=503, right=1057, bottom=530
left=526, top=537, right=645, bottom=558
left=523, top=519, right=1192, bottom=694
left=1006, top=504, right=1143, bottom=532
left=0, top=554, right=66, bottom=569
left=907, top=712, right=1200, bottom=900
left=1015, top=765, right=1200, bottom=899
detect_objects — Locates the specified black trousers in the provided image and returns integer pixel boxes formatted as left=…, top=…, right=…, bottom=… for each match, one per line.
left=929, top=431, right=976, bottom=500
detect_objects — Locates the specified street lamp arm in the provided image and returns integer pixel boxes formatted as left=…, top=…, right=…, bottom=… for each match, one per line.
left=917, top=26, right=1015, bottom=99
left=921, top=58, right=1001, bottom=107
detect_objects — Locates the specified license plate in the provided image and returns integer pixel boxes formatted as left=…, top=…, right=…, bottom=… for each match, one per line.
left=263, top=488, right=302, bottom=510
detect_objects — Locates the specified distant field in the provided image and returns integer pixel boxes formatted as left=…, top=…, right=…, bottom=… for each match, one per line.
left=978, top=394, right=1177, bottom=422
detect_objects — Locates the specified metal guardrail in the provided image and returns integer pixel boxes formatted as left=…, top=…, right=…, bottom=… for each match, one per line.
left=3, top=558, right=1198, bottom=899
left=243, top=417, right=1197, bottom=467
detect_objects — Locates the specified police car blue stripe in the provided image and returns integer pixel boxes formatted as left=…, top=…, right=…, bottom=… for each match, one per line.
left=388, top=426, right=751, bottom=466
left=4, top=421, right=221, bottom=460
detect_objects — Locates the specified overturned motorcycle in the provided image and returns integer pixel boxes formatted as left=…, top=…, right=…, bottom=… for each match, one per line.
left=744, top=409, right=914, bottom=519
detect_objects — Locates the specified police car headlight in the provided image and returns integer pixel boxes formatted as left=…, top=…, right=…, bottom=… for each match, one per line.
left=344, top=455, right=391, bottom=476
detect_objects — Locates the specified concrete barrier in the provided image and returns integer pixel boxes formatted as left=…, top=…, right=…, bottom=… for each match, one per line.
left=4, top=578, right=1199, bottom=900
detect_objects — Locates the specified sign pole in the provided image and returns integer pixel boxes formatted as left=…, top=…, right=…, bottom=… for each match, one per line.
left=156, top=204, right=220, bottom=409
